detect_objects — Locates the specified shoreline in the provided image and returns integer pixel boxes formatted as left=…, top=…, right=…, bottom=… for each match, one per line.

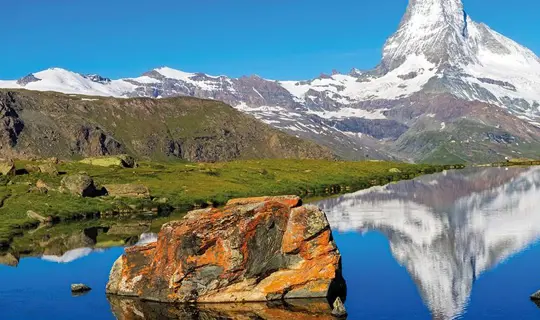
left=1, top=159, right=462, bottom=249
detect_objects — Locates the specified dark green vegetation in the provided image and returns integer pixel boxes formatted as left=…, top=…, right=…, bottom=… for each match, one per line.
left=0, top=159, right=460, bottom=249
left=0, top=89, right=334, bottom=162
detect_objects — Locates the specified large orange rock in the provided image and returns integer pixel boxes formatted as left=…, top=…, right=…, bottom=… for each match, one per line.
left=106, top=195, right=346, bottom=304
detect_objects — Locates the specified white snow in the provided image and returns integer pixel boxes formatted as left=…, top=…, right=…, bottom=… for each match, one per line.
left=154, top=67, right=196, bottom=80
left=0, top=68, right=135, bottom=97
left=127, top=75, right=161, bottom=84
left=307, top=108, right=387, bottom=120
left=440, top=122, right=446, bottom=130
left=280, top=54, right=437, bottom=103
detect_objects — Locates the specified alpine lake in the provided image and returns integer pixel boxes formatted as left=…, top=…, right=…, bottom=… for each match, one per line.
left=1, top=166, right=540, bottom=319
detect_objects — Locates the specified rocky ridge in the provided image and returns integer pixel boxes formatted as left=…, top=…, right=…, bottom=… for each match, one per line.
left=0, top=90, right=334, bottom=161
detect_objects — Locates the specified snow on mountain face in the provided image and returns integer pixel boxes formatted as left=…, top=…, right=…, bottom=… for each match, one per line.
left=317, top=167, right=540, bottom=319
left=381, top=0, right=540, bottom=116
left=0, top=68, right=136, bottom=96
left=1, top=0, right=540, bottom=161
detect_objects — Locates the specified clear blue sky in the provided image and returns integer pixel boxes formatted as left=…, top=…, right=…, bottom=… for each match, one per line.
left=2, top=0, right=539, bottom=80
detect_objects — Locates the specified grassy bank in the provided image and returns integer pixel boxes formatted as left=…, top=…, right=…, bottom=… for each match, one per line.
left=0, top=159, right=460, bottom=247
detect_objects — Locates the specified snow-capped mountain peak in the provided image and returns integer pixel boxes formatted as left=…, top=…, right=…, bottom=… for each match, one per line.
left=1, top=0, right=540, bottom=162
left=382, top=0, right=473, bottom=71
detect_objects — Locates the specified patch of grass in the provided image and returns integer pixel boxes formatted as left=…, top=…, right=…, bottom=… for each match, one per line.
left=0, top=159, right=460, bottom=247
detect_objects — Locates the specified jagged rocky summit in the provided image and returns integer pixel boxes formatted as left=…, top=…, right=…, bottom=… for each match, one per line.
left=2, top=0, right=540, bottom=163
left=106, top=195, right=346, bottom=304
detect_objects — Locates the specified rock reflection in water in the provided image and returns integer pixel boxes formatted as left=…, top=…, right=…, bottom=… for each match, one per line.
left=317, top=167, right=540, bottom=320
left=107, top=295, right=335, bottom=320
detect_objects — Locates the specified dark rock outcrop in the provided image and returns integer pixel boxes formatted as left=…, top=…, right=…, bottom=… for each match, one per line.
left=106, top=196, right=346, bottom=303
left=71, top=126, right=124, bottom=157
left=0, top=92, right=24, bottom=151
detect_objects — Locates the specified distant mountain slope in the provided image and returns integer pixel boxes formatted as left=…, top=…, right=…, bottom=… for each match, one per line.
left=0, top=90, right=335, bottom=161
left=2, top=0, right=540, bottom=163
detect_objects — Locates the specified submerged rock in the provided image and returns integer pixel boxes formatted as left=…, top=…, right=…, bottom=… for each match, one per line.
left=60, top=174, right=98, bottom=197
left=71, top=283, right=92, bottom=293
left=106, top=195, right=346, bottom=303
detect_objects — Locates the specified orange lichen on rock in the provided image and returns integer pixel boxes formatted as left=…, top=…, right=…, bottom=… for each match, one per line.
left=106, top=195, right=346, bottom=305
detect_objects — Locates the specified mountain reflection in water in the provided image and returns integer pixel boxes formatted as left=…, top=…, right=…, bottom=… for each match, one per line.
left=317, top=166, right=540, bottom=319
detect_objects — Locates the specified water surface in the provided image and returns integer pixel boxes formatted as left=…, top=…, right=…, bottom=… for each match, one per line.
left=1, top=167, right=540, bottom=319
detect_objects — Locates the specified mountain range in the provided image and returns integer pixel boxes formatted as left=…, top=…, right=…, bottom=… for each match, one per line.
left=2, top=0, right=540, bottom=163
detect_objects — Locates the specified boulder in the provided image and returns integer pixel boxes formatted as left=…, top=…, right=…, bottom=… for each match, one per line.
left=106, top=195, right=346, bottom=303
left=60, top=174, right=98, bottom=197
left=25, top=162, right=59, bottom=175
left=0, top=159, right=15, bottom=176
left=38, top=163, right=59, bottom=176
left=80, top=155, right=136, bottom=168
left=531, top=290, right=540, bottom=300
left=24, top=164, right=40, bottom=174
left=71, top=283, right=92, bottom=293
left=0, top=252, right=19, bottom=267
left=104, top=184, right=150, bottom=198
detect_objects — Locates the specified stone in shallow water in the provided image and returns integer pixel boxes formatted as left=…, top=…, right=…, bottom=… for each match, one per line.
left=71, top=283, right=91, bottom=293
left=106, top=195, right=346, bottom=303
left=531, top=290, right=540, bottom=300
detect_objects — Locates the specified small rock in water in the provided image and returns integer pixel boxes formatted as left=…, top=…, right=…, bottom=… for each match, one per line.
left=531, top=290, right=540, bottom=300
left=71, top=283, right=92, bottom=293
left=331, top=297, right=347, bottom=318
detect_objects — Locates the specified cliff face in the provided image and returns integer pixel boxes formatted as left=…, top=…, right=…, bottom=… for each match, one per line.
left=0, top=90, right=334, bottom=161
